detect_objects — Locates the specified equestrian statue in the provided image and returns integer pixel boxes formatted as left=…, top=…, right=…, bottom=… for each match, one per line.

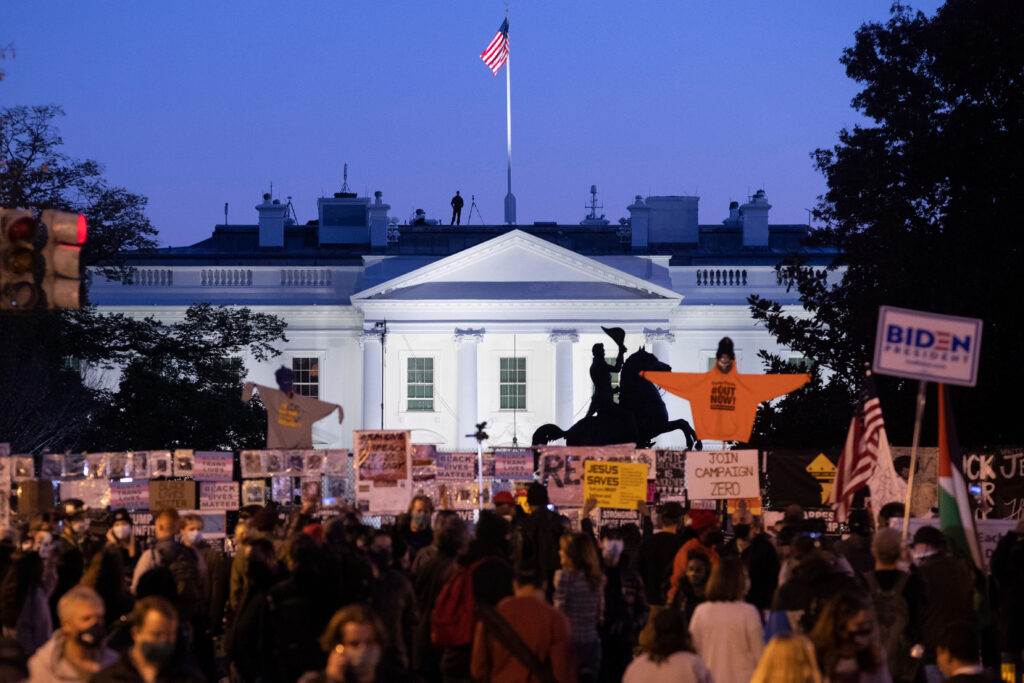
left=532, top=327, right=702, bottom=449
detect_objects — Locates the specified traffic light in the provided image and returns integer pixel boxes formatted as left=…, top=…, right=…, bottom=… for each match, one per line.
left=40, top=209, right=87, bottom=310
left=0, top=208, right=41, bottom=310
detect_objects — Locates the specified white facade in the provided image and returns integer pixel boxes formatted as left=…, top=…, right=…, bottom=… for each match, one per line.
left=91, top=193, right=828, bottom=451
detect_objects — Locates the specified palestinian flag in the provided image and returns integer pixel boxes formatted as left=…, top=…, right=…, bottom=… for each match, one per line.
left=937, top=383, right=983, bottom=571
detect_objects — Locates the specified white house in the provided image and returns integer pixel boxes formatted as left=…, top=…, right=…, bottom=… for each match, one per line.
left=89, top=186, right=834, bottom=450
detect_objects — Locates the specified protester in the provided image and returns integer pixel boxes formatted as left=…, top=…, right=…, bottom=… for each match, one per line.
left=667, top=548, right=710, bottom=626
left=105, top=509, right=141, bottom=578
left=28, top=585, right=118, bottom=682
left=224, top=537, right=279, bottom=682
left=835, top=509, right=876, bottom=577
left=622, top=607, right=712, bottom=683
left=863, top=527, right=919, bottom=683
left=471, top=568, right=577, bottom=683
left=412, top=513, right=467, bottom=682
left=596, top=526, right=648, bottom=683
left=0, top=549, right=54, bottom=655
left=92, top=596, right=205, bottom=682
left=492, top=491, right=519, bottom=524
left=80, top=545, right=134, bottom=629
left=555, top=532, right=605, bottom=682
left=989, top=518, right=1024, bottom=669
left=301, top=604, right=417, bottom=683
left=910, top=525, right=976, bottom=682
left=368, top=529, right=418, bottom=670
left=228, top=504, right=273, bottom=613
left=688, top=555, right=764, bottom=683
left=722, top=506, right=780, bottom=612
left=809, top=589, right=890, bottom=683
left=636, top=501, right=685, bottom=649
left=750, top=634, right=823, bottom=683
left=511, top=482, right=564, bottom=597
left=398, top=495, right=435, bottom=570
left=876, top=503, right=905, bottom=530
left=667, top=510, right=720, bottom=603
left=935, top=621, right=999, bottom=683
left=769, top=534, right=860, bottom=637
left=50, top=499, right=91, bottom=623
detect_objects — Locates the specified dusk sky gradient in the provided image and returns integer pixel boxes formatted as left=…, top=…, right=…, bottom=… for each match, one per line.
left=2, top=1, right=944, bottom=247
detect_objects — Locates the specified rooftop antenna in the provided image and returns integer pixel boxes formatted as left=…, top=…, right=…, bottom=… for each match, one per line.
left=467, top=194, right=485, bottom=224
left=341, top=163, right=351, bottom=194
left=270, top=181, right=273, bottom=199
left=224, top=202, right=228, bottom=225
left=585, top=185, right=603, bottom=220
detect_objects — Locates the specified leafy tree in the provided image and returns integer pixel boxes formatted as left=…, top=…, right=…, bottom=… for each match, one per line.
left=749, top=0, right=1024, bottom=448
left=0, top=106, right=288, bottom=452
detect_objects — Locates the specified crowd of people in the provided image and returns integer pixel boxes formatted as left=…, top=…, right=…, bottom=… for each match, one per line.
left=0, top=485, right=1021, bottom=682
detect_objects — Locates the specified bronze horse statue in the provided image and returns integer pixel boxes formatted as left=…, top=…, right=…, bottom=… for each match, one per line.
left=532, top=347, right=701, bottom=449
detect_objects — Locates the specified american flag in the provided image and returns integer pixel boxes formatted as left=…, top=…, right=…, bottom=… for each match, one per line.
left=830, top=371, right=906, bottom=521
left=481, top=18, right=509, bottom=75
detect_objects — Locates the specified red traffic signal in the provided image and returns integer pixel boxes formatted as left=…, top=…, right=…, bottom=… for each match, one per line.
left=0, top=208, right=41, bottom=310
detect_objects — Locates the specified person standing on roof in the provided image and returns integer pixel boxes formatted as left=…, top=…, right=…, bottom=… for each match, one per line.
left=450, top=191, right=464, bottom=225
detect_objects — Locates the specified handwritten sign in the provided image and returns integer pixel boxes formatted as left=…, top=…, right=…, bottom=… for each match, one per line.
left=109, top=481, right=150, bottom=509
left=874, top=306, right=983, bottom=387
left=539, top=445, right=635, bottom=507
left=583, top=461, right=648, bottom=509
left=656, top=450, right=687, bottom=502
left=194, top=452, right=234, bottom=482
left=495, top=449, right=534, bottom=479
left=436, top=451, right=476, bottom=481
left=199, top=482, right=239, bottom=511
left=686, top=449, right=759, bottom=500
left=148, top=480, right=196, bottom=510
left=354, top=430, right=410, bottom=481
left=962, top=448, right=1024, bottom=520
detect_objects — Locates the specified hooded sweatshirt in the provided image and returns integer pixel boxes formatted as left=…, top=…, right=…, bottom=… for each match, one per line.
left=27, top=630, right=118, bottom=683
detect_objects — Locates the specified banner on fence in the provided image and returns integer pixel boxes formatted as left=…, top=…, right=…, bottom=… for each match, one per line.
left=686, top=449, right=759, bottom=500
left=200, top=482, right=240, bottom=511
left=583, top=461, right=648, bottom=510
left=195, top=452, right=234, bottom=482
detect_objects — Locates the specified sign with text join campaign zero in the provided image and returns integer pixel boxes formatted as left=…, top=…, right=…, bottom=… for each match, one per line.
left=873, top=306, right=983, bottom=387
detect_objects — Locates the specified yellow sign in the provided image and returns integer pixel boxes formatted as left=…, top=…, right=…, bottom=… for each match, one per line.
left=806, top=453, right=837, bottom=504
left=583, top=461, right=648, bottom=510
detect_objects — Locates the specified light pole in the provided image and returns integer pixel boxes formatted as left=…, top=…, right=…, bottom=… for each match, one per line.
left=375, top=320, right=387, bottom=428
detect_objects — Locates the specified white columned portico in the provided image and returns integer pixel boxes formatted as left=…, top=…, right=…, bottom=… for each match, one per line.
left=549, top=330, right=579, bottom=429
left=455, top=328, right=484, bottom=449
left=644, top=327, right=679, bottom=448
left=360, top=328, right=384, bottom=429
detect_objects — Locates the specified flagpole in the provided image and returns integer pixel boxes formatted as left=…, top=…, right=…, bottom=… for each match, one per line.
left=901, top=379, right=928, bottom=540
left=503, top=5, right=516, bottom=225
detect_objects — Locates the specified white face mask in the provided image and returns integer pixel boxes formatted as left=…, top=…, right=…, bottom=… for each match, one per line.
left=113, top=524, right=132, bottom=540
left=71, top=519, right=90, bottom=534
left=602, top=539, right=624, bottom=560
left=347, top=645, right=382, bottom=678
left=183, top=529, right=202, bottom=545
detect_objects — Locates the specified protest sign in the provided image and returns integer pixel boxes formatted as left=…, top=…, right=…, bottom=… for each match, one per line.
left=63, top=453, right=86, bottom=478
left=686, top=449, right=759, bottom=500
left=356, top=479, right=411, bottom=514
left=149, top=452, right=172, bottom=478
left=40, top=454, right=63, bottom=480
left=539, top=445, right=634, bottom=507
left=12, top=455, right=34, bottom=481
left=194, top=452, right=234, bottom=482
left=598, top=508, right=641, bottom=529
left=240, top=451, right=267, bottom=478
left=173, top=450, right=195, bottom=478
left=86, top=453, right=108, bottom=479
left=60, top=479, right=110, bottom=508
left=494, top=449, right=534, bottom=479
left=304, top=452, right=324, bottom=477
left=109, top=481, right=150, bottom=509
left=873, top=306, right=983, bottom=387
left=242, top=480, right=268, bottom=506
left=323, top=450, right=348, bottom=476
left=107, top=453, right=130, bottom=479
left=354, top=430, right=410, bottom=481
left=271, top=477, right=293, bottom=504
left=436, top=451, right=476, bottom=481
left=656, top=450, right=686, bottom=502
left=765, top=449, right=840, bottom=509
left=148, top=480, right=196, bottom=510
left=300, top=478, right=322, bottom=503
left=0, top=455, right=9, bottom=486
left=962, top=448, right=1024, bottom=520
left=583, top=461, right=648, bottom=509
left=199, top=482, right=239, bottom=511
left=895, top=518, right=1015, bottom=572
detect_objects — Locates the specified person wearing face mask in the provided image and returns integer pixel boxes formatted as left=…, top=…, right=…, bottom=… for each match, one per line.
left=28, top=585, right=118, bottom=682
left=301, top=604, right=416, bottom=683
left=597, top=527, right=649, bottom=683
left=105, top=509, right=140, bottom=576
left=667, top=511, right=721, bottom=605
left=93, top=596, right=204, bottom=683
left=398, top=496, right=435, bottom=571
left=0, top=547, right=56, bottom=655
left=366, top=530, right=418, bottom=671
left=48, top=500, right=91, bottom=626
left=721, top=508, right=780, bottom=613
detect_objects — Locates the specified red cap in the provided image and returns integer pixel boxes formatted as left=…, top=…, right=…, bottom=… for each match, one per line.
left=688, top=509, right=719, bottom=531
left=493, top=491, right=516, bottom=505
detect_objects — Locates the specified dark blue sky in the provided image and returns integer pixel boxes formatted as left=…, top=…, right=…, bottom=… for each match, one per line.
left=2, top=1, right=943, bottom=247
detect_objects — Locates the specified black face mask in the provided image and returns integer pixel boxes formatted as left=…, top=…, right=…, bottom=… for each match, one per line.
left=705, top=531, right=725, bottom=546
left=76, top=622, right=105, bottom=649
left=733, top=524, right=752, bottom=540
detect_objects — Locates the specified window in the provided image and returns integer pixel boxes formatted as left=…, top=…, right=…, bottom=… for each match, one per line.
left=292, top=357, right=319, bottom=397
left=500, top=357, right=526, bottom=410
left=407, top=357, right=434, bottom=411
left=788, top=356, right=812, bottom=370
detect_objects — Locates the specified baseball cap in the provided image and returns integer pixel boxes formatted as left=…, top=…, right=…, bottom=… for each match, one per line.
left=494, top=491, right=516, bottom=505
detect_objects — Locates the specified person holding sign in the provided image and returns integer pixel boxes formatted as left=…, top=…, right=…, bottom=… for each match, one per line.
left=241, top=366, right=343, bottom=449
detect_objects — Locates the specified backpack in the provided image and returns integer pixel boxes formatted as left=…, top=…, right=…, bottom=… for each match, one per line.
left=154, top=544, right=203, bottom=620
left=865, top=571, right=919, bottom=682
left=431, top=559, right=488, bottom=646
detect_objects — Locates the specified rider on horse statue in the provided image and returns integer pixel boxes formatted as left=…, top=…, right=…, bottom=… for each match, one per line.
left=586, top=326, right=627, bottom=419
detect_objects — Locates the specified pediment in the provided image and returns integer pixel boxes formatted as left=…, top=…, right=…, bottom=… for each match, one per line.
left=352, top=230, right=680, bottom=302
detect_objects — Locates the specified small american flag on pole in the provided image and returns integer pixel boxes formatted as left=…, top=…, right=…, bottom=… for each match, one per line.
left=481, top=18, right=509, bottom=75
left=829, top=371, right=906, bottom=521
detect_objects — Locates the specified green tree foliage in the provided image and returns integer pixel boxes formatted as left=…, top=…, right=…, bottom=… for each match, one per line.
left=0, top=105, right=288, bottom=452
left=749, top=0, right=1024, bottom=448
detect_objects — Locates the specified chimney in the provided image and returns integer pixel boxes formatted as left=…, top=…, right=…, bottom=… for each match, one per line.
left=723, top=201, right=741, bottom=226
left=368, top=191, right=391, bottom=248
left=644, top=196, right=699, bottom=244
left=740, top=189, right=771, bottom=247
left=628, top=196, right=649, bottom=248
left=256, top=193, right=287, bottom=248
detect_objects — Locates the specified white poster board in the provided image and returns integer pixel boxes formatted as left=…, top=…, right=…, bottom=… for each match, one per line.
left=686, top=449, right=759, bottom=499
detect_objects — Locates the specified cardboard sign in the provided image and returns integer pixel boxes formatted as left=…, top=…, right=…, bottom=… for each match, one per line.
left=18, top=479, right=55, bottom=515
left=199, top=482, right=239, bottom=511
left=583, top=461, right=648, bottom=510
left=539, top=445, right=635, bottom=507
left=874, top=306, right=983, bottom=387
left=60, top=479, right=109, bottom=508
left=354, top=430, right=410, bottom=481
left=240, top=451, right=267, bottom=478
left=656, top=450, right=687, bottom=502
left=436, top=451, right=476, bottom=481
left=109, top=481, right=150, bottom=510
left=148, top=480, right=196, bottom=510
left=494, top=449, right=534, bottom=479
left=686, top=449, right=759, bottom=500
left=194, top=452, right=234, bottom=482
